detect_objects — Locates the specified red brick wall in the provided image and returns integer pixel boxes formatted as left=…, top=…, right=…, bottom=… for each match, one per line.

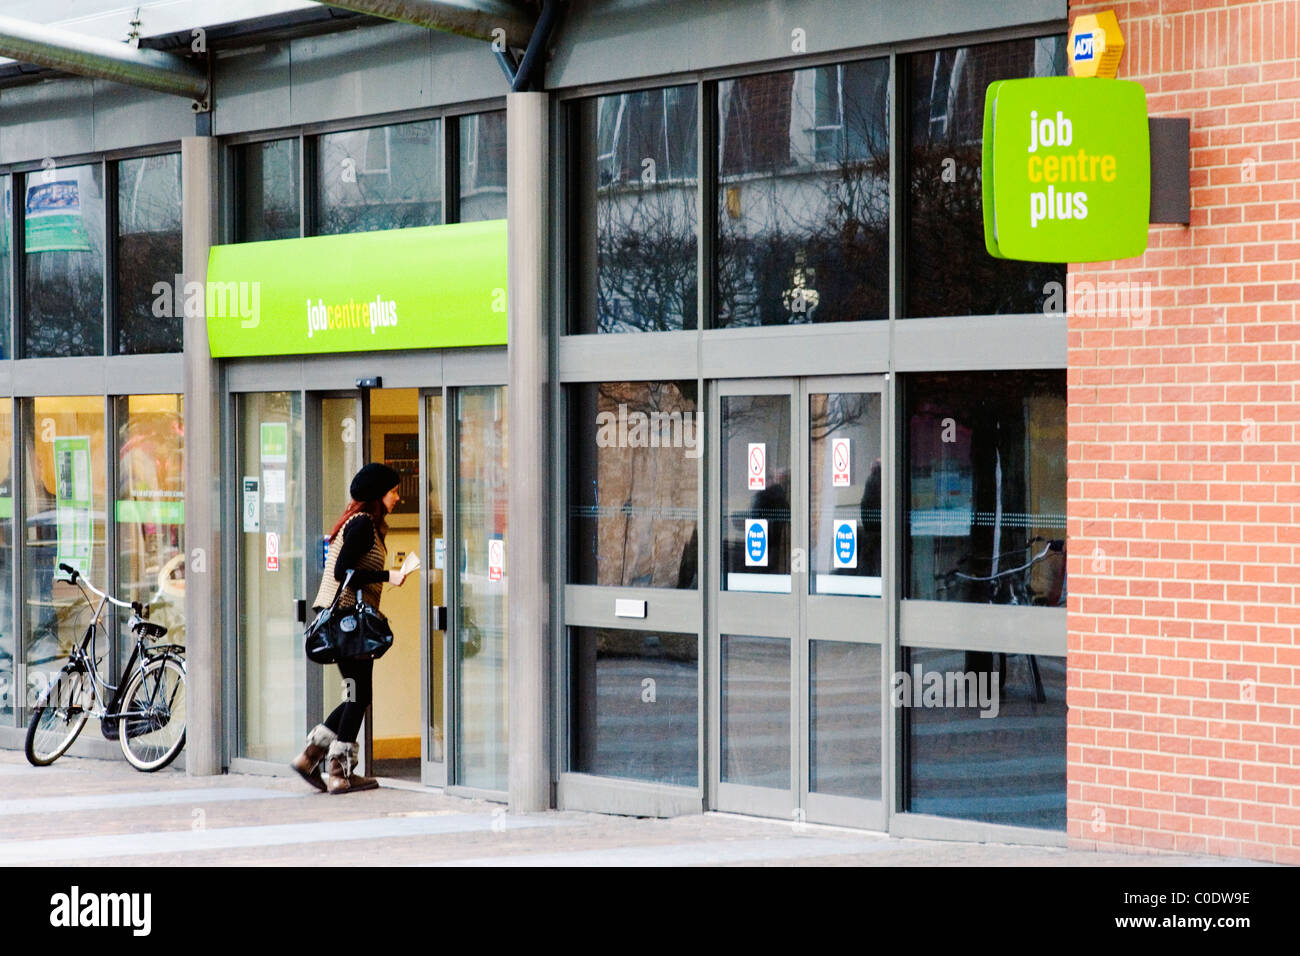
left=1067, top=0, right=1300, bottom=863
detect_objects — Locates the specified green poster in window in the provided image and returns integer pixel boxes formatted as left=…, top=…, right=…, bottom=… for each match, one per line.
left=53, top=436, right=94, bottom=576
left=260, top=422, right=287, bottom=464
left=24, top=180, right=93, bottom=254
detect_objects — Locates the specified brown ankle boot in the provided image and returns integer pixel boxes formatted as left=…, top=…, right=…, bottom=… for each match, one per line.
left=290, top=724, right=336, bottom=792
left=326, top=741, right=379, bottom=794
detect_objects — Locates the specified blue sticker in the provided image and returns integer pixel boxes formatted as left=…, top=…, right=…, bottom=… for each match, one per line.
left=833, top=521, right=856, bottom=569
left=745, top=518, right=768, bottom=567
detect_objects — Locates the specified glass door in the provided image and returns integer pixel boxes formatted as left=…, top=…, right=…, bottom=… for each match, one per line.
left=235, top=391, right=305, bottom=763
left=709, top=376, right=886, bottom=828
left=421, top=391, right=448, bottom=786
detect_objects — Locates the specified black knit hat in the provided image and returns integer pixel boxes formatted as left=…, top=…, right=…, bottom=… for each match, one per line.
left=350, top=463, right=401, bottom=502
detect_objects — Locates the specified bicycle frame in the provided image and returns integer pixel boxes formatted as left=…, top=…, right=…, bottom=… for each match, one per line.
left=43, top=575, right=183, bottom=725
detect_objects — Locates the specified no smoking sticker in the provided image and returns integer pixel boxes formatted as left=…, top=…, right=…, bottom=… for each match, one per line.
left=832, top=438, right=851, bottom=487
left=488, top=536, right=504, bottom=582
left=265, top=532, right=279, bottom=572
left=748, top=443, right=766, bottom=490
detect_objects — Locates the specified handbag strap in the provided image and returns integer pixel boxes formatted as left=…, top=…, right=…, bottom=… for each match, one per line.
left=329, top=568, right=355, bottom=612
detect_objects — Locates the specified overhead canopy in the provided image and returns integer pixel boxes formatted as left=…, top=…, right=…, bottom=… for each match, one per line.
left=205, top=219, right=508, bottom=358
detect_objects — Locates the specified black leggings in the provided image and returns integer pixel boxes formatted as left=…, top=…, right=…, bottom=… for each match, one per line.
left=323, top=658, right=373, bottom=743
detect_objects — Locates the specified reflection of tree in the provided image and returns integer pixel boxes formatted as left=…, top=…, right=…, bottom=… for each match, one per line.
left=118, top=155, right=182, bottom=354
left=717, top=63, right=891, bottom=328
left=318, top=123, right=441, bottom=236
left=596, top=180, right=698, bottom=332
left=906, top=42, right=1065, bottom=317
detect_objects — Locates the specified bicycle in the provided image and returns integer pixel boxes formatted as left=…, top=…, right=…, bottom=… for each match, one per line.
left=24, top=563, right=187, bottom=772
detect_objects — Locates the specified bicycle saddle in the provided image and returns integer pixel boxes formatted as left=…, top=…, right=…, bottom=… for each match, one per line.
left=135, top=621, right=168, bottom=640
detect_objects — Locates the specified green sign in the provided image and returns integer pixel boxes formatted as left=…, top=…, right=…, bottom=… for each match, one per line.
left=25, top=179, right=93, bottom=254
left=260, top=423, right=288, bottom=464
left=206, top=219, right=508, bottom=357
left=115, top=499, right=185, bottom=525
left=982, top=77, right=1150, bottom=262
left=53, top=436, right=94, bottom=576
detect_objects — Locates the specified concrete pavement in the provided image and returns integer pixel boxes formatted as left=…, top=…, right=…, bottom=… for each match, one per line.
left=0, top=750, right=1263, bottom=867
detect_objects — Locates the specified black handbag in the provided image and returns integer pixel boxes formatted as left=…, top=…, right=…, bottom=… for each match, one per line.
left=304, top=569, right=395, bottom=664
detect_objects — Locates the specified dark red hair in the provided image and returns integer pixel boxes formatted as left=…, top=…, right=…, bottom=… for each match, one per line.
left=328, top=498, right=389, bottom=543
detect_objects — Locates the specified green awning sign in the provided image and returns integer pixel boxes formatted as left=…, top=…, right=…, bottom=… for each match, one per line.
left=205, top=219, right=507, bottom=358
left=983, top=77, right=1150, bottom=262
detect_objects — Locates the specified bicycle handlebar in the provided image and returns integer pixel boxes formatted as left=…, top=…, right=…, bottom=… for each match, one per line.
left=62, top=566, right=134, bottom=610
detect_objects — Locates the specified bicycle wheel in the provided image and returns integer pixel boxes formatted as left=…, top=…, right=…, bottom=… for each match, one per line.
left=118, top=656, right=187, bottom=772
left=25, top=666, right=92, bottom=766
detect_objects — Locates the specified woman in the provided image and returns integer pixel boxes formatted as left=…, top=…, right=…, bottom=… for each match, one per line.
left=291, top=462, right=409, bottom=794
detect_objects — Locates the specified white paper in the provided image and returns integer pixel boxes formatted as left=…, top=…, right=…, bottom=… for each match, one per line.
left=242, top=477, right=260, bottom=533
left=262, top=468, right=286, bottom=504
left=399, top=551, right=421, bottom=576
left=434, top=537, right=445, bottom=569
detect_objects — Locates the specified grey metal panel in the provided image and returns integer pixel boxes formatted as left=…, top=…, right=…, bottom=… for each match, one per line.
left=7, top=354, right=184, bottom=395
left=91, top=79, right=194, bottom=152
left=804, top=597, right=885, bottom=642
left=899, top=600, right=1066, bottom=657
left=437, top=346, right=506, bottom=384
left=564, top=584, right=699, bottom=631
left=701, top=323, right=891, bottom=379
left=548, top=0, right=1066, bottom=91
left=0, top=77, right=95, bottom=164
left=222, top=348, right=503, bottom=391
left=893, top=315, right=1067, bottom=371
left=288, top=22, right=434, bottom=123
left=890, top=810, right=1067, bottom=847
left=1150, top=116, right=1191, bottom=225
left=804, top=790, right=886, bottom=830
left=211, top=43, right=295, bottom=136
left=557, top=772, right=702, bottom=817
left=716, top=591, right=794, bottom=639
left=557, top=330, right=699, bottom=381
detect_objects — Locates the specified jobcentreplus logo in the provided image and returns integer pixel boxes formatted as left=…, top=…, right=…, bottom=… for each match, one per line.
left=49, top=886, right=151, bottom=937
left=306, top=295, right=399, bottom=339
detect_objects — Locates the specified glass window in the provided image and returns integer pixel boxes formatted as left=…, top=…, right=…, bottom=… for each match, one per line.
left=115, top=395, right=184, bottom=670
left=237, top=391, right=303, bottom=761
left=906, top=37, right=1067, bottom=317
left=116, top=154, right=182, bottom=354
left=717, top=59, right=890, bottom=327
left=905, top=371, right=1066, bottom=604
left=904, top=647, right=1066, bottom=829
left=455, top=386, right=508, bottom=791
left=570, top=85, right=699, bottom=333
left=23, top=165, right=106, bottom=357
left=21, top=397, right=106, bottom=719
left=571, top=627, right=698, bottom=787
left=235, top=138, right=300, bottom=241
left=810, top=640, right=881, bottom=799
left=809, top=391, right=882, bottom=596
left=458, top=111, right=507, bottom=223
left=720, top=634, right=789, bottom=787
left=568, top=381, right=699, bottom=588
left=721, top=394, right=791, bottom=592
left=317, top=119, right=442, bottom=235
left=0, top=402, right=13, bottom=724
left=0, top=174, right=12, bottom=359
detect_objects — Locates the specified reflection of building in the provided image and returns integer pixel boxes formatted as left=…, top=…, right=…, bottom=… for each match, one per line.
left=0, top=0, right=1293, bottom=866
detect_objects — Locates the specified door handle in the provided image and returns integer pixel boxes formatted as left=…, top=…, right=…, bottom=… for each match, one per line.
left=295, top=599, right=307, bottom=623
left=431, top=605, right=448, bottom=632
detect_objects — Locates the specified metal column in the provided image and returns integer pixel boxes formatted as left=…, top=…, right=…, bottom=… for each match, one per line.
left=182, top=136, right=223, bottom=775
left=506, top=91, right=550, bottom=811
